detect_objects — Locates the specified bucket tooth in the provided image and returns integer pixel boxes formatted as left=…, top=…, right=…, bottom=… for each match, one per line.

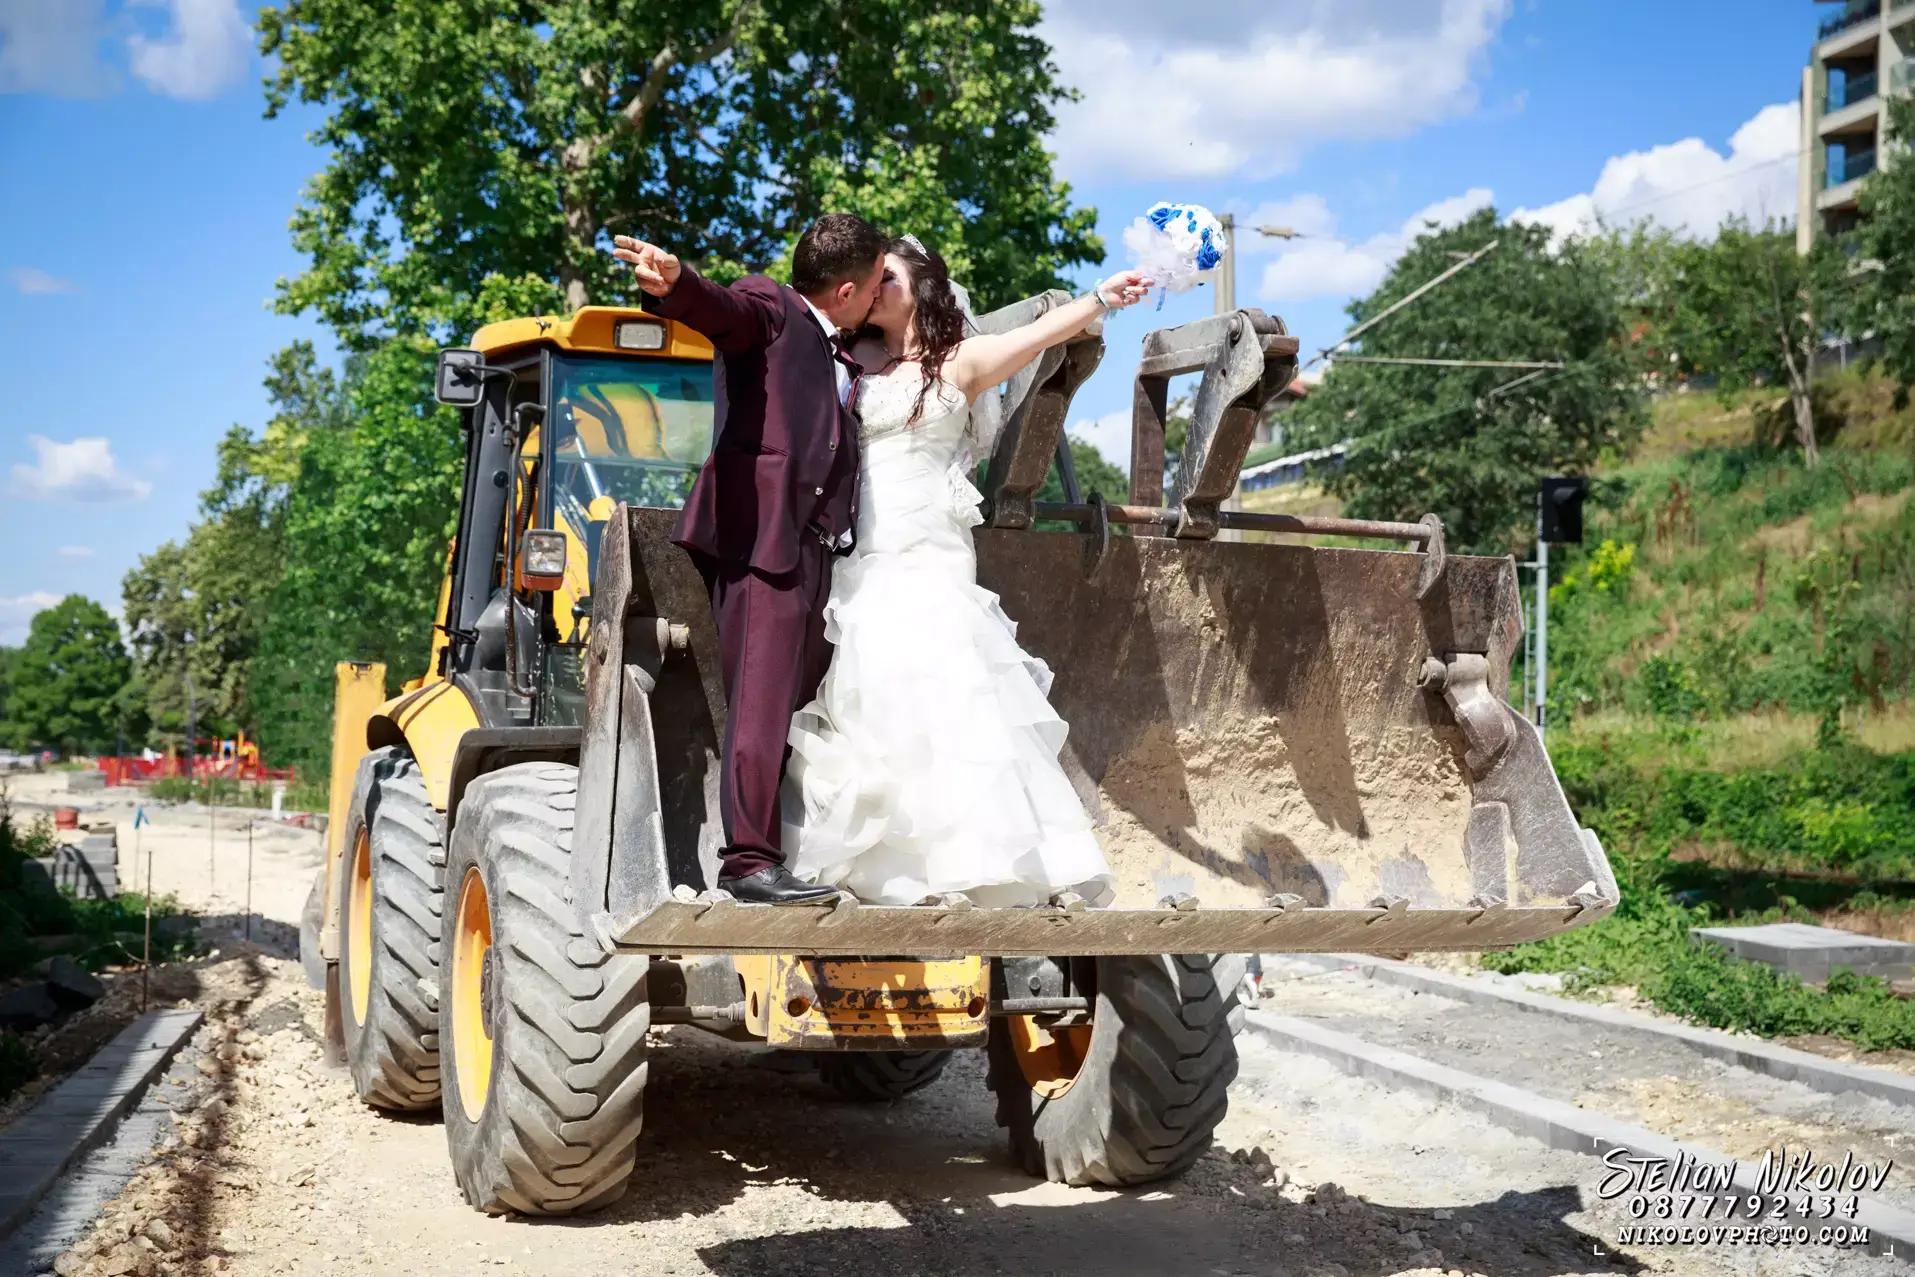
left=1048, top=891, right=1089, bottom=914
left=816, top=894, right=859, bottom=929
left=1158, top=892, right=1200, bottom=912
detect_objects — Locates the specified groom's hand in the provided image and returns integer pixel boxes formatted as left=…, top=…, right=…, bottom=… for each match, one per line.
left=611, top=235, right=682, bottom=297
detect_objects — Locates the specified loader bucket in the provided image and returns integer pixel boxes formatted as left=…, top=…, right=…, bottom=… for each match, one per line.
left=569, top=303, right=1618, bottom=959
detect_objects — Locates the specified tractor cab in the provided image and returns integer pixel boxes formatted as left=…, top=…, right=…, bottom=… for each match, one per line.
left=429, top=307, right=717, bottom=728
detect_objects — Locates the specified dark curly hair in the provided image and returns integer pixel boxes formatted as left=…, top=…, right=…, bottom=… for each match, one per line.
left=883, top=236, right=969, bottom=425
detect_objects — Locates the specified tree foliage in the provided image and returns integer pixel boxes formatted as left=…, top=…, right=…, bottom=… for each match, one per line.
left=0, top=647, right=21, bottom=752
left=1850, top=95, right=1915, bottom=398
left=122, top=343, right=347, bottom=748
left=259, top=0, right=1101, bottom=345
left=9, top=597, right=133, bottom=754
left=254, top=339, right=464, bottom=779
left=1284, top=209, right=1646, bottom=552
left=1656, top=218, right=1846, bottom=467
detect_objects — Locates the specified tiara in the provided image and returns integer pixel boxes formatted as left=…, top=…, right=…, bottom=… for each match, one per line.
left=899, top=232, right=929, bottom=255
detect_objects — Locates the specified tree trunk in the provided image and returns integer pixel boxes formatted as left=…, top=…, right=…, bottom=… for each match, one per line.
left=1789, top=378, right=1819, bottom=468
left=559, top=133, right=598, bottom=315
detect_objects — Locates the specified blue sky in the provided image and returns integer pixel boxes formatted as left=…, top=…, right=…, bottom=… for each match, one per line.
left=0, top=0, right=1819, bottom=643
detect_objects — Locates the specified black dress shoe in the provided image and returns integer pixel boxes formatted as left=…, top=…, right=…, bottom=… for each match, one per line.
left=717, top=865, right=842, bottom=905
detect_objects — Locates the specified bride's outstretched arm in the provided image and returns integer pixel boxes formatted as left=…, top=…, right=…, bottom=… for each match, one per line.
left=949, top=270, right=1150, bottom=400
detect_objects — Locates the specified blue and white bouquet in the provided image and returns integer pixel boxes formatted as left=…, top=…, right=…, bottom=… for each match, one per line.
left=1122, top=202, right=1226, bottom=302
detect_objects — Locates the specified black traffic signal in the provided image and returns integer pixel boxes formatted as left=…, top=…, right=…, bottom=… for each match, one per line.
left=1539, top=475, right=1586, bottom=544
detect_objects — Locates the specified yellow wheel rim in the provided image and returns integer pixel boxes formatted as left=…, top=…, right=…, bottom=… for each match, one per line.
left=347, top=828, right=373, bottom=1026
left=1008, top=1015, right=1091, bottom=1100
left=451, top=866, right=495, bottom=1121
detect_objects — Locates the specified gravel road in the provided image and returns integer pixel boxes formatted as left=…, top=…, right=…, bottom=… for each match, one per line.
left=8, top=772, right=1911, bottom=1275
left=1258, top=962, right=1915, bottom=1216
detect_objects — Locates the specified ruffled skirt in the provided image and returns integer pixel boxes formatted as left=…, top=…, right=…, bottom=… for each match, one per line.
left=780, top=463, right=1112, bottom=906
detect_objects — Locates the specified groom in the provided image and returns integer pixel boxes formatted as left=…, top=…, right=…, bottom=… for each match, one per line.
left=613, top=214, right=887, bottom=904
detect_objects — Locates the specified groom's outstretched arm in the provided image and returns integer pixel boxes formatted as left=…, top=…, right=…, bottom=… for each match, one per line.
left=612, top=235, right=782, bottom=354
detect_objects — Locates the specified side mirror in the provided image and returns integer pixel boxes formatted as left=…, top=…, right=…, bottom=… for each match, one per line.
left=517, top=529, right=568, bottom=592
left=435, top=348, right=486, bottom=407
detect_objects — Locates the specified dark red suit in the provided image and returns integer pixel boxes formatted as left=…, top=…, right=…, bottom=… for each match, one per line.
left=658, top=267, right=861, bottom=877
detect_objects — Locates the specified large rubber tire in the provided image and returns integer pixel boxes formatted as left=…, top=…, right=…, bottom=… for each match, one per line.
left=986, top=953, right=1241, bottom=1187
left=336, top=747, right=445, bottom=1111
left=440, top=762, right=650, bottom=1216
left=818, top=1050, right=953, bottom=1102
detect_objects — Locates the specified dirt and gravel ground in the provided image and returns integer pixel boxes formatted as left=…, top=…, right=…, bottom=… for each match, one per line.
left=1259, top=965, right=1915, bottom=1215
left=6, top=771, right=1912, bottom=1275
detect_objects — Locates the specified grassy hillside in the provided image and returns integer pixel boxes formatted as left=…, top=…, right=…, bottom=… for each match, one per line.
left=1546, top=378, right=1914, bottom=743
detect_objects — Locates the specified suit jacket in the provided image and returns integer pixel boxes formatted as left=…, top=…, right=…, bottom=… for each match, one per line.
left=659, top=267, right=861, bottom=576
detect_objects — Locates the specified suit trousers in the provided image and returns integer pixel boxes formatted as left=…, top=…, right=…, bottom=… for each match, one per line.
left=699, top=542, right=835, bottom=878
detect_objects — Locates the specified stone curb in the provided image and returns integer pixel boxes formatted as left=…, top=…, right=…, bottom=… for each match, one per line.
left=0, top=1008, right=203, bottom=1240
left=1274, top=952, right=1915, bottom=1110
left=1246, top=1010, right=1915, bottom=1261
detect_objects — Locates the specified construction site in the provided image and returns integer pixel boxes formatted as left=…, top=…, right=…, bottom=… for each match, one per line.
left=6, top=4, right=1915, bottom=1275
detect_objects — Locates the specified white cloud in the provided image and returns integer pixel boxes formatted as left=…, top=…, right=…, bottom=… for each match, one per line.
left=56, top=545, right=94, bottom=559
left=0, top=591, right=61, bottom=645
left=1512, top=101, right=1801, bottom=243
left=10, top=266, right=78, bottom=295
left=10, top=435, right=153, bottom=502
left=0, top=0, right=117, bottom=96
left=1069, top=414, right=1134, bottom=474
left=1042, top=0, right=1510, bottom=179
left=126, top=0, right=250, bottom=101
left=1257, top=187, right=1494, bottom=304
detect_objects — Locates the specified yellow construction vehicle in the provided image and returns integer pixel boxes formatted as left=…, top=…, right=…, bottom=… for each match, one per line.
left=302, top=291, right=1618, bottom=1215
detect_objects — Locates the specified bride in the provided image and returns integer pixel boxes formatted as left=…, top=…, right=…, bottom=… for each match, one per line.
left=782, top=236, right=1152, bottom=906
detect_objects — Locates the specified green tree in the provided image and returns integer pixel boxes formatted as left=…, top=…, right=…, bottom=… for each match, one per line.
left=0, top=646, right=20, bottom=751
left=1659, top=218, right=1846, bottom=467
left=1285, top=208, right=1646, bottom=552
left=1849, top=95, right=1915, bottom=398
left=123, top=342, right=348, bottom=750
left=9, top=597, right=132, bottom=755
left=254, top=338, right=464, bottom=780
left=1043, top=437, right=1128, bottom=504
left=259, top=0, right=1101, bottom=345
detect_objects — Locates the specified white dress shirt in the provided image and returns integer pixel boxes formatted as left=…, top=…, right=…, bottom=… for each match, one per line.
left=801, top=295, right=854, bottom=407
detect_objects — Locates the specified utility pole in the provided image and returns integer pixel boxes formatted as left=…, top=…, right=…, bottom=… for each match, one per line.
left=1530, top=477, right=1587, bottom=745
left=1533, top=503, right=1549, bottom=744
left=1215, top=214, right=1303, bottom=316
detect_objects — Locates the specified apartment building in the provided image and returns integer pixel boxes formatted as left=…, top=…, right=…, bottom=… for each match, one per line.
left=1796, top=0, right=1915, bottom=251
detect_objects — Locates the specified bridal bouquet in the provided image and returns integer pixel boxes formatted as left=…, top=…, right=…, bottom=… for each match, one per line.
left=1122, top=202, right=1226, bottom=304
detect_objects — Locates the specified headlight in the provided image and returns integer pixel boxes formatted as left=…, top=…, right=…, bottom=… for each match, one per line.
left=615, top=319, right=667, bottom=351
left=518, top=530, right=568, bottom=591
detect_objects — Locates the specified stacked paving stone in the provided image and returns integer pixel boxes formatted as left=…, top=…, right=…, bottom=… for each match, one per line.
left=26, top=827, right=120, bottom=902
left=1691, top=921, right=1915, bottom=985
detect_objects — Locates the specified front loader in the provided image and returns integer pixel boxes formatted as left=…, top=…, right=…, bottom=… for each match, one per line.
left=302, top=291, right=1617, bottom=1216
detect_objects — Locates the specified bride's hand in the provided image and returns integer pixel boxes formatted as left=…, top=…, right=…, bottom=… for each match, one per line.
left=1094, top=270, right=1152, bottom=309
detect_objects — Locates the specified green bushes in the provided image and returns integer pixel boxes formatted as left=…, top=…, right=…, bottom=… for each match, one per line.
left=1484, top=742, right=1915, bottom=1054
left=147, top=775, right=328, bottom=812
left=0, top=799, right=192, bottom=980
left=1552, top=742, right=1915, bottom=880
left=1652, top=948, right=1915, bottom=1052
left=1542, top=426, right=1915, bottom=732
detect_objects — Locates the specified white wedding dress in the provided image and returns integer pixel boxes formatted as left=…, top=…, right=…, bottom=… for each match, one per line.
left=781, top=370, right=1115, bottom=907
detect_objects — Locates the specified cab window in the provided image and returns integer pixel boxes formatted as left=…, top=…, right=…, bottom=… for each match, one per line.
left=548, top=355, right=714, bottom=522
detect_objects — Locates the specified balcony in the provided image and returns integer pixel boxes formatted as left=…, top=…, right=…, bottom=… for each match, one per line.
left=1827, top=146, right=1878, bottom=187
left=1828, top=68, right=1879, bottom=109
left=1821, top=0, right=1881, bottom=39
left=1895, top=57, right=1915, bottom=93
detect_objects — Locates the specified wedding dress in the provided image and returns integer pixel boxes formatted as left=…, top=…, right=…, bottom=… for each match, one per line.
left=780, top=369, right=1114, bottom=907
